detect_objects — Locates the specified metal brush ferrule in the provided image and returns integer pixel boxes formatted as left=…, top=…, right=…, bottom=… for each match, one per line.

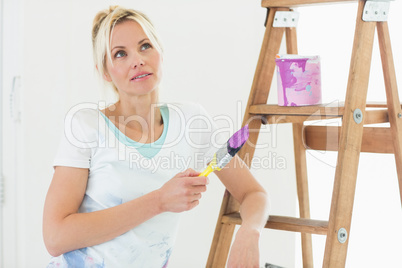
left=216, top=154, right=233, bottom=169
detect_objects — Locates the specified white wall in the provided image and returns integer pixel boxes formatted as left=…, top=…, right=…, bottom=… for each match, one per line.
left=2, top=0, right=24, bottom=266
left=1, top=0, right=401, bottom=268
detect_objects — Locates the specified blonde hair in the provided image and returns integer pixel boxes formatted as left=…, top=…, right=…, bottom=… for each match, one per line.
left=92, top=6, right=163, bottom=92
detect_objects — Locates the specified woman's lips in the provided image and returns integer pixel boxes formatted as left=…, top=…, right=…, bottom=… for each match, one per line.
left=131, top=73, right=152, bottom=81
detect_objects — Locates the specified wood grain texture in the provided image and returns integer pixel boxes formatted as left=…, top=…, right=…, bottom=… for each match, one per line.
left=208, top=223, right=236, bottom=268
left=222, top=213, right=329, bottom=235
left=293, top=123, right=314, bottom=267
left=262, top=0, right=356, bottom=8
left=250, top=103, right=345, bottom=116
left=304, top=126, right=393, bottom=153
left=261, top=109, right=388, bottom=125
left=323, top=1, right=376, bottom=266
left=286, top=25, right=314, bottom=268
left=377, top=21, right=402, bottom=206
left=206, top=191, right=232, bottom=268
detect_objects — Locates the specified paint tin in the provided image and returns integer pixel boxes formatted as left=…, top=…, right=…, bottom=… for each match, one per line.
left=275, top=54, right=322, bottom=106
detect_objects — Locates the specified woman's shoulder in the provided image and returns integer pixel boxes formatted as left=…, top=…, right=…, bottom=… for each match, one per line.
left=67, top=105, right=99, bottom=120
left=64, top=104, right=100, bottom=136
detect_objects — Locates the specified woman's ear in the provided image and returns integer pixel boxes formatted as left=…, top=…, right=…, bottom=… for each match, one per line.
left=96, top=65, right=112, bottom=82
left=103, top=72, right=112, bottom=82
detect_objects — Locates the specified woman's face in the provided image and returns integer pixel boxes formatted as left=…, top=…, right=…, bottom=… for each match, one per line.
left=104, top=20, right=162, bottom=98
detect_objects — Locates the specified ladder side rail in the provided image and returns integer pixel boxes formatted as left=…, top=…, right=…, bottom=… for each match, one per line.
left=377, top=21, right=402, bottom=206
left=286, top=24, right=315, bottom=267
left=323, top=0, right=376, bottom=266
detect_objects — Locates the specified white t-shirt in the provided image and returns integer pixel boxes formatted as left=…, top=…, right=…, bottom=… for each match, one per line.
left=47, top=103, right=226, bottom=268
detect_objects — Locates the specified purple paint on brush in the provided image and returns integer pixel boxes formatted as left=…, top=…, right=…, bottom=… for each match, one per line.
left=229, top=124, right=249, bottom=148
left=227, top=124, right=249, bottom=156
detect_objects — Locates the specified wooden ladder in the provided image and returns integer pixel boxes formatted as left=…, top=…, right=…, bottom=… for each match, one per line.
left=206, top=0, right=402, bottom=267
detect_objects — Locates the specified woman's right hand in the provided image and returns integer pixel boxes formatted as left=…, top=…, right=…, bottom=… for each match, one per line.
left=157, top=168, right=209, bottom=213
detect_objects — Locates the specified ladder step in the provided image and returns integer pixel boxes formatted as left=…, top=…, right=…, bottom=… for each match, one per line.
left=221, top=212, right=328, bottom=235
left=250, top=103, right=393, bottom=116
left=305, top=125, right=394, bottom=153
left=250, top=103, right=344, bottom=116
left=249, top=103, right=392, bottom=125
left=261, top=0, right=356, bottom=8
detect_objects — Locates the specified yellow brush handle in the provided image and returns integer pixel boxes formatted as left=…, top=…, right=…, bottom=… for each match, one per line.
left=199, top=153, right=221, bottom=177
left=199, top=163, right=215, bottom=177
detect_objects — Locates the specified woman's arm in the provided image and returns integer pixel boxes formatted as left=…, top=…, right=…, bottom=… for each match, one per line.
left=43, top=167, right=207, bottom=257
left=214, top=155, right=270, bottom=268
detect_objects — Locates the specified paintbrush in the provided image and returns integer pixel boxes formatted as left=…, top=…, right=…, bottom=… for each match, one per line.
left=199, top=124, right=249, bottom=177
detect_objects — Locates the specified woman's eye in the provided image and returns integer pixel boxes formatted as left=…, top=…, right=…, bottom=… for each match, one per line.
left=114, top=50, right=127, bottom=58
left=140, top=43, right=152, bottom=51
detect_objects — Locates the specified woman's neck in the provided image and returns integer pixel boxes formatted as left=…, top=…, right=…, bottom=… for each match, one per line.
left=106, top=91, right=162, bottom=131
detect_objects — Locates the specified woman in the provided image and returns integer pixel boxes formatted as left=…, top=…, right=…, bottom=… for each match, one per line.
left=43, top=5, right=269, bottom=268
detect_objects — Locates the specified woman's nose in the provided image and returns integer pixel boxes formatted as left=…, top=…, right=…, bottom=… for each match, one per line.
left=131, top=55, right=145, bottom=68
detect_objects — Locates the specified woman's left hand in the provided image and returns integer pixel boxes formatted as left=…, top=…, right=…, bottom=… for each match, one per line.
left=227, top=226, right=260, bottom=268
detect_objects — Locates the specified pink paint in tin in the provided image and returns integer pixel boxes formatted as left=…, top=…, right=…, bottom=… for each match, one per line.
left=275, top=55, right=322, bottom=106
